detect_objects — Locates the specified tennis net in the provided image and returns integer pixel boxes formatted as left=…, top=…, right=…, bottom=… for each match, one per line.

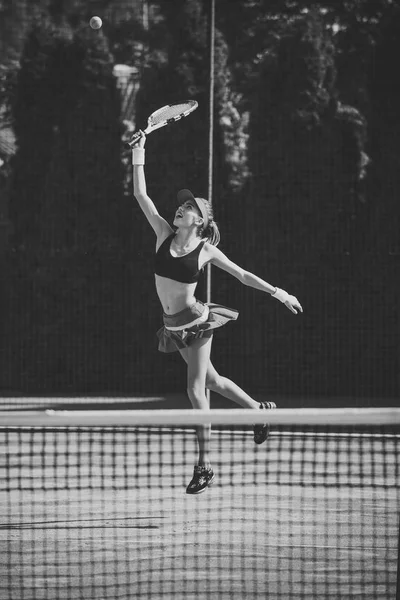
left=1, top=408, right=399, bottom=599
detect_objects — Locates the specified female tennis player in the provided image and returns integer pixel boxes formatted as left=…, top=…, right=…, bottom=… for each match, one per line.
left=132, top=131, right=303, bottom=494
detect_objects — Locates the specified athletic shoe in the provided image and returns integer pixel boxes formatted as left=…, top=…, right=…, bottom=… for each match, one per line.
left=253, top=401, right=277, bottom=444
left=186, top=465, right=215, bottom=494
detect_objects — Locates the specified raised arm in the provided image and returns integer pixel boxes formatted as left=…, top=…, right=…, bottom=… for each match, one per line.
left=132, top=132, right=173, bottom=238
left=205, top=244, right=303, bottom=315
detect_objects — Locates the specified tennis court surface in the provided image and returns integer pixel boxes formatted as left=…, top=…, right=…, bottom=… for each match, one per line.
left=1, top=407, right=399, bottom=599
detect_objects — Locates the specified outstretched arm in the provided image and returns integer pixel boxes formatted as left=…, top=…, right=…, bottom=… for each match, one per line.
left=132, top=132, right=173, bottom=239
left=207, top=244, right=303, bottom=315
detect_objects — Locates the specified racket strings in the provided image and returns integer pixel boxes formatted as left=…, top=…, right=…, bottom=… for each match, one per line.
left=150, top=103, right=194, bottom=125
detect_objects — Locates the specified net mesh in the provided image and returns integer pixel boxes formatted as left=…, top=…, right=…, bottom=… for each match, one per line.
left=150, top=102, right=195, bottom=125
left=1, top=409, right=399, bottom=600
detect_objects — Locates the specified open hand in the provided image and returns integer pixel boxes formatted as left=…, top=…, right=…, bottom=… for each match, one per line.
left=284, top=295, right=303, bottom=315
left=273, top=287, right=303, bottom=314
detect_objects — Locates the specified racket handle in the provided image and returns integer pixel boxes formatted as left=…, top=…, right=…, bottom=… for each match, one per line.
left=127, top=126, right=150, bottom=148
left=127, top=131, right=141, bottom=148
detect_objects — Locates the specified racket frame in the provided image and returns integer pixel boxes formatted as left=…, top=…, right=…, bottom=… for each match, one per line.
left=127, top=100, right=198, bottom=147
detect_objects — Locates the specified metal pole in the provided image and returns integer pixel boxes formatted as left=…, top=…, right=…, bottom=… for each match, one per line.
left=206, top=0, right=215, bottom=306
left=205, top=0, right=215, bottom=405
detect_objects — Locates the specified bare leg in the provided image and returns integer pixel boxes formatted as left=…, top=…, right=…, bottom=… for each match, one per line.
left=182, top=336, right=213, bottom=466
left=179, top=348, right=260, bottom=409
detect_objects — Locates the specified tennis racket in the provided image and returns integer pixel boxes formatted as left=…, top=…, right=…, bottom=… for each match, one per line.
left=127, top=100, right=198, bottom=148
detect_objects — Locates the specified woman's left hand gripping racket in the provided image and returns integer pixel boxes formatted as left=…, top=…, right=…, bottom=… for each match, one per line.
left=126, top=100, right=198, bottom=148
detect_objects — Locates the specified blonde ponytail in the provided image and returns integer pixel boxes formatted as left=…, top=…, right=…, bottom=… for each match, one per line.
left=203, top=221, right=220, bottom=246
left=195, top=197, right=220, bottom=246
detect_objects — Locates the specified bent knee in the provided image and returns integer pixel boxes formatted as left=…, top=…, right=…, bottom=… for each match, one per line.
left=206, top=372, right=223, bottom=391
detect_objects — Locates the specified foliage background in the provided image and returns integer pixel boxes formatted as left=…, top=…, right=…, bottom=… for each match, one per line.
left=0, top=0, right=399, bottom=404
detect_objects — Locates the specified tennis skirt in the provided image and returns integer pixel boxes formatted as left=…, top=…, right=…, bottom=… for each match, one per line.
left=157, top=300, right=239, bottom=353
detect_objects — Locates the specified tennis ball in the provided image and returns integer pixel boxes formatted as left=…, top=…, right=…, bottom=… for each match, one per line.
left=90, top=16, right=102, bottom=29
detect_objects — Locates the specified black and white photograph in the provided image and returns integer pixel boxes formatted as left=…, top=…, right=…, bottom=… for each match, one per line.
left=0, top=1, right=399, bottom=598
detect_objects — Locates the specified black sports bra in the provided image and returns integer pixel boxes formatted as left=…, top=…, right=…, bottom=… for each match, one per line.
left=155, top=234, right=205, bottom=284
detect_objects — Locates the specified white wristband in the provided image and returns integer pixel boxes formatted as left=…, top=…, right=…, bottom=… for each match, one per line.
left=272, top=287, right=290, bottom=303
left=132, top=148, right=145, bottom=165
